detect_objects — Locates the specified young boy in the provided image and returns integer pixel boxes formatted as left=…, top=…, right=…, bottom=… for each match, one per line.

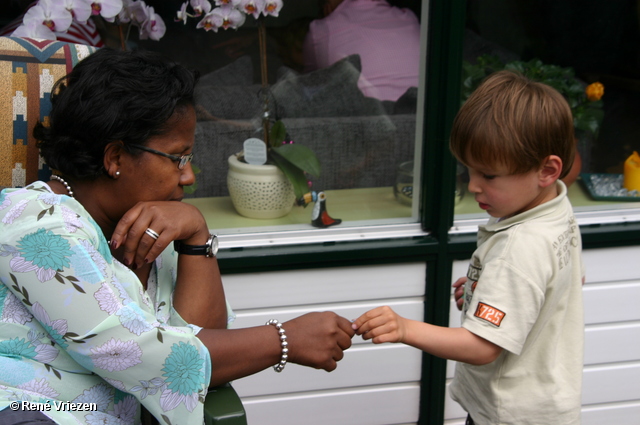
left=353, top=70, right=584, bottom=425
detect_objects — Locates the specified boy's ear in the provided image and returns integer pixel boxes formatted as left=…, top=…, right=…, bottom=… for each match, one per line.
left=538, top=155, right=563, bottom=187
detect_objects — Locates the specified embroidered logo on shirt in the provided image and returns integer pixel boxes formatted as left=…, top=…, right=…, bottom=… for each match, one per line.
left=474, top=302, right=505, bottom=327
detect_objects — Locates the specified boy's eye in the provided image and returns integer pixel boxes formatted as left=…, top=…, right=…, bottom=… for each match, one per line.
left=483, top=174, right=497, bottom=180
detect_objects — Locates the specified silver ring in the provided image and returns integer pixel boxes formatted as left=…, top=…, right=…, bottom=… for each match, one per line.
left=145, top=228, right=160, bottom=240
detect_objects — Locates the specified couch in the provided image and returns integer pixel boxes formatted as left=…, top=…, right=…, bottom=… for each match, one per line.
left=189, top=54, right=418, bottom=198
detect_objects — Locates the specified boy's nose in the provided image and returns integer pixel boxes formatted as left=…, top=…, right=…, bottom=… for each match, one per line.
left=467, top=176, right=480, bottom=194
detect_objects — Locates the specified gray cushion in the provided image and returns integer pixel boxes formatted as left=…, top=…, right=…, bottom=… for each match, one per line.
left=271, top=54, right=387, bottom=118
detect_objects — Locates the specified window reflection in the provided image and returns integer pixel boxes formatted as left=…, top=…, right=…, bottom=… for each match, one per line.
left=457, top=0, right=640, bottom=221
left=132, top=1, right=425, bottom=232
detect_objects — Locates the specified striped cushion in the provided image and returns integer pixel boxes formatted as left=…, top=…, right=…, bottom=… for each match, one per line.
left=0, top=37, right=98, bottom=189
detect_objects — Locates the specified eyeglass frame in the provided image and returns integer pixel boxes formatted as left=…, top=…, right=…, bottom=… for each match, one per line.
left=128, top=144, right=193, bottom=170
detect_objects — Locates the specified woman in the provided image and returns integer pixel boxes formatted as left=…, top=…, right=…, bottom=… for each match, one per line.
left=0, top=48, right=354, bottom=424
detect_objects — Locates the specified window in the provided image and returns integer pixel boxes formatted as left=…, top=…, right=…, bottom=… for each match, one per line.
left=125, top=1, right=430, bottom=246
left=453, top=0, right=640, bottom=232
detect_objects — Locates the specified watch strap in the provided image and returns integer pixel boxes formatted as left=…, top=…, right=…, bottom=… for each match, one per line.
left=174, top=234, right=217, bottom=257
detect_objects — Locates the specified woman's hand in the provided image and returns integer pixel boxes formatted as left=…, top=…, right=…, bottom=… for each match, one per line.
left=110, top=201, right=209, bottom=269
left=283, top=312, right=355, bottom=371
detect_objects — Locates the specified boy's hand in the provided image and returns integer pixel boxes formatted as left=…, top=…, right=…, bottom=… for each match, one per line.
left=452, top=277, right=467, bottom=311
left=352, top=306, right=407, bottom=344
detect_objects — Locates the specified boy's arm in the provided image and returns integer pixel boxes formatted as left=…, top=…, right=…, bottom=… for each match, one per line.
left=353, top=306, right=502, bottom=366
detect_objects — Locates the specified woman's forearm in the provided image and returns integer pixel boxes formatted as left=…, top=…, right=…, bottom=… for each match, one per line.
left=173, top=254, right=227, bottom=329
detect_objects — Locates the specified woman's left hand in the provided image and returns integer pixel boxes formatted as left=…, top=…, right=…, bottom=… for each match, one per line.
left=110, top=201, right=210, bottom=269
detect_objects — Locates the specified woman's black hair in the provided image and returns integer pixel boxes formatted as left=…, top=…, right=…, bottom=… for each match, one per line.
left=35, top=48, right=199, bottom=180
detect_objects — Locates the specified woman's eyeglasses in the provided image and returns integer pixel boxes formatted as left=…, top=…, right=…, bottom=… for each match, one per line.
left=129, top=144, right=193, bottom=170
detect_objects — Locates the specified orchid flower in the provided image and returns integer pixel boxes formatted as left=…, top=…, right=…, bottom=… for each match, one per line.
left=190, top=0, right=213, bottom=17
left=263, top=0, right=283, bottom=17
left=175, top=2, right=190, bottom=24
left=22, top=0, right=73, bottom=34
left=214, top=0, right=242, bottom=7
left=196, top=11, right=223, bottom=32
left=89, top=0, right=124, bottom=22
left=12, top=18, right=56, bottom=40
left=124, top=0, right=151, bottom=26
left=210, top=5, right=246, bottom=30
left=138, top=5, right=166, bottom=41
left=239, top=0, right=265, bottom=20
left=61, top=0, right=92, bottom=24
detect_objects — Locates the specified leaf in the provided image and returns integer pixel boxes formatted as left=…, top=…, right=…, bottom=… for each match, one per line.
left=269, top=120, right=287, bottom=148
left=37, top=210, right=46, bottom=221
left=54, top=273, right=64, bottom=284
left=269, top=151, right=311, bottom=199
left=157, top=329, right=163, bottom=343
left=272, top=144, right=321, bottom=177
left=72, top=282, right=85, bottom=293
left=65, top=275, right=79, bottom=283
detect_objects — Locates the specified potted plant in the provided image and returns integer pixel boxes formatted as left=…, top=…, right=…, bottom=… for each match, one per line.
left=461, top=54, right=605, bottom=185
left=179, top=0, right=321, bottom=218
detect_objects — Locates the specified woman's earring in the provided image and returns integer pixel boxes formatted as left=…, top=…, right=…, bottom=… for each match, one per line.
left=115, top=171, right=120, bottom=178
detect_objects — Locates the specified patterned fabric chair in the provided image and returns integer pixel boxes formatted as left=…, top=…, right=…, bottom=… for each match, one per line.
left=0, top=36, right=97, bottom=190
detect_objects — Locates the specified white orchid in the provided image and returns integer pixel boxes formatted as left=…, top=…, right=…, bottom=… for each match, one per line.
left=210, top=5, right=246, bottom=30
left=191, top=0, right=213, bottom=17
left=263, top=0, right=283, bottom=17
left=89, top=0, right=124, bottom=21
left=239, top=0, right=264, bottom=19
left=138, top=5, right=166, bottom=41
left=61, top=0, right=92, bottom=24
left=21, top=0, right=73, bottom=34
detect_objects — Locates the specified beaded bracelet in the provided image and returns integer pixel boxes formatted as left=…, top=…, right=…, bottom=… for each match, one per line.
left=266, top=319, right=288, bottom=372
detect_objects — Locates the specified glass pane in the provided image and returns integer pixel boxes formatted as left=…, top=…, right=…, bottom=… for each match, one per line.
left=122, top=0, right=428, bottom=238
left=455, top=0, right=640, bottom=228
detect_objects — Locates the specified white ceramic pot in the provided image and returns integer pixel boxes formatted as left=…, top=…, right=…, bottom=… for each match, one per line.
left=227, top=154, right=295, bottom=219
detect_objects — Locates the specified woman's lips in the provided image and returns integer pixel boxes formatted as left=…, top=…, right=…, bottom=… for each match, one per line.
left=478, top=202, right=490, bottom=210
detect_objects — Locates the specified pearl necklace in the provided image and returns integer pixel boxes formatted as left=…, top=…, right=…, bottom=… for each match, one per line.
left=51, top=175, right=74, bottom=198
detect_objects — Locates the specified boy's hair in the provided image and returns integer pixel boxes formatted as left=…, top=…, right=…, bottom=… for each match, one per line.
left=450, top=70, right=575, bottom=178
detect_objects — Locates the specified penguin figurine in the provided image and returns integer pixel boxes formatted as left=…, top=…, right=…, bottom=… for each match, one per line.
left=297, top=191, right=342, bottom=228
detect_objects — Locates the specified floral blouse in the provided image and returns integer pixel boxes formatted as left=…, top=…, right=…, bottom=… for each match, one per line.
left=0, top=182, right=215, bottom=425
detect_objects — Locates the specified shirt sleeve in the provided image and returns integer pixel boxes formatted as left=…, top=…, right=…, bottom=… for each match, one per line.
left=462, top=257, right=546, bottom=355
left=1, top=191, right=211, bottom=423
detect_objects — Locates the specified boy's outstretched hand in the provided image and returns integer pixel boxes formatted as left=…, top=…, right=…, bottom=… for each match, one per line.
left=352, top=306, right=407, bottom=344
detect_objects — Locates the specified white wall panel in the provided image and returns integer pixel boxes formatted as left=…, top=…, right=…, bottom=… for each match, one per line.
left=582, top=246, right=640, bottom=283
left=222, top=263, right=426, bottom=309
left=241, top=384, right=420, bottom=425
left=583, top=281, right=640, bottom=324
left=234, top=344, right=422, bottom=397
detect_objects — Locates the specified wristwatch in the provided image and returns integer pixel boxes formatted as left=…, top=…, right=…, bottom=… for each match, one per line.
left=174, top=233, right=218, bottom=258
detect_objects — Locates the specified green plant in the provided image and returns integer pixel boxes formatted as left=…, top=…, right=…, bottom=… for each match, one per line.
left=461, top=55, right=605, bottom=137
left=240, top=120, right=321, bottom=200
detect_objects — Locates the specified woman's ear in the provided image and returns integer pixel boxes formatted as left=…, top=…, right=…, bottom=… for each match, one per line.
left=538, top=155, right=563, bottom=187
left=103, top=142, right=125, bottom=179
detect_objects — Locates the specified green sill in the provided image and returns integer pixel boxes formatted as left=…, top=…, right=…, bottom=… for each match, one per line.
left=184, top=186, right=415, bottom=231
left=454, top=175, right=640, bottom=218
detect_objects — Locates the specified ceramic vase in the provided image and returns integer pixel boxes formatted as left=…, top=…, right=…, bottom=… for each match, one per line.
left=227, top=154, right=295, bottom=219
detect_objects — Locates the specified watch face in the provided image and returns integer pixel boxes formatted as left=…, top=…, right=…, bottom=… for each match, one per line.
left=208, top=234, right=219, bottom=257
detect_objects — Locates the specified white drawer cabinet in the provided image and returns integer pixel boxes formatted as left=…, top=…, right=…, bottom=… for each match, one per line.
left=223, top=263, right=426, bottom=425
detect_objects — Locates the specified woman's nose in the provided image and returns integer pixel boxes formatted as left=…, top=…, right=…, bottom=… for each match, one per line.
left=180, top=163, right=196, bottom=187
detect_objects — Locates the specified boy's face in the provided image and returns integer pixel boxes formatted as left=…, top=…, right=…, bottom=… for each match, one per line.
left=465, top=160, right=557, bottom=219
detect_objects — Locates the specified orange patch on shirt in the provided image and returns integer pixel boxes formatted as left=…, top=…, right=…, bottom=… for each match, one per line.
left=474, top=302, right=506, bottom=327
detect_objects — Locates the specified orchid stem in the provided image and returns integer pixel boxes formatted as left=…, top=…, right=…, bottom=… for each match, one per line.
left=258, top=19, right=270, bottom=145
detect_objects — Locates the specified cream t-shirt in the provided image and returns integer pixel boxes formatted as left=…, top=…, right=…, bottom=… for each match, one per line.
left=449, top=181, right=584, bottom=425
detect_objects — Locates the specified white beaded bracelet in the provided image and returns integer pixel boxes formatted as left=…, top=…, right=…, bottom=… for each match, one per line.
left=266, top=319, right=288, bottom=372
